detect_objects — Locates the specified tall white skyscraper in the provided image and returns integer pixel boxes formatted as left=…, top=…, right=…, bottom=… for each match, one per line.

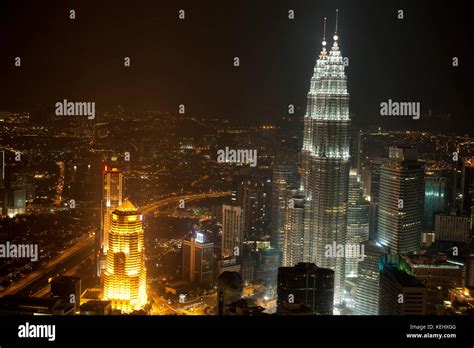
left=300, top=12, right=351, bottom=304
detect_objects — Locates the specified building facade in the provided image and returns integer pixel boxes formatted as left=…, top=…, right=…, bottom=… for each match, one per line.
left=103, top=200, right=147, bottom=313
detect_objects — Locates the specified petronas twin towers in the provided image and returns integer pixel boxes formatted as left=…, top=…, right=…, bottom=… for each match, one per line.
left=301, top=11, right=351, bottom=304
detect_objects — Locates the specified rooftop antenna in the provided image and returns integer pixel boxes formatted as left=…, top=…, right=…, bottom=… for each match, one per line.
left=323, top=17, right=327, bottom=46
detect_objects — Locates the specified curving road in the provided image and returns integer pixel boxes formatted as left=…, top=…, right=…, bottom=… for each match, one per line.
left=0, top=234, right=95, bottom=297
left=139, top=191, right=230, bottom=215
left=0, top=191, right=230, bottom=297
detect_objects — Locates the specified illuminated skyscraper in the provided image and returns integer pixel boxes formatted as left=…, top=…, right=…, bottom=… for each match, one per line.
left=356, top=241, right=386, bottom=315
left=378, top=147, right=424, bottom=254
left=222, top=204, right=244, bottom=258
left=233, top=172, right=271, bottom=243
left=103, top=200, right=147, bottom=313
left=283, top=191, right=311, bottom=266
left=345, top=169, right=369, bottom=278
left=271, top=164, right=298, bottom=253
left=99, top=163, right=123, bottom=275
left=300, top=12, right=350, bottom=303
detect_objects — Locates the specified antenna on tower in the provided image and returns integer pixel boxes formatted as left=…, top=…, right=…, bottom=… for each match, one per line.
left=322, top=17, right=327, bottom=46
left=323, top=17, right=327, bottom=40
left=335, top=9, right=339, bottom=35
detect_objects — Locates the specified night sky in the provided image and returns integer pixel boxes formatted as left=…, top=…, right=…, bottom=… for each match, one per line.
left=0, top=0, right=472, bottom=130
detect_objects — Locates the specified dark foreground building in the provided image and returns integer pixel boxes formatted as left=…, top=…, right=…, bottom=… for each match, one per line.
left=277, top=262, right=334, bottom=315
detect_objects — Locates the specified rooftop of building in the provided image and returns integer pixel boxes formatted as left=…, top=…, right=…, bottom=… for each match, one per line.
left=115, top=200, right=137, bottom=212
left=403, top=254, right=463, bottom=269
left=384, top=264, right=425, bottom=288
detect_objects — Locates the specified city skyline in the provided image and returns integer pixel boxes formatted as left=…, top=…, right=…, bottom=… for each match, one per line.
left=0, top=3, right=473, bottom=346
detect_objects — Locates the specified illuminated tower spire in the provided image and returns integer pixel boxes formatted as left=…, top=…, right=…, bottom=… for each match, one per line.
left=331, top=9, right=340, bottom=52
left=302, top=17, right=331, bottom=161
left=319, top=17, right=328, bottom=59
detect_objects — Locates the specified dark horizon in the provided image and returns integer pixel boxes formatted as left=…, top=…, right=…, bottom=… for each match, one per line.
left=0, top=0, right=472, bottom=131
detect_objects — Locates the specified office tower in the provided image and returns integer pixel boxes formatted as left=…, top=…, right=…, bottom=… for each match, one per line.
left=233, top=172, right=271, bottom=243
left=461, top=157, right=474, bottom=224
left=0, top=162, right=26, bottom=217
left=182, top=232, right=213, bottom=286
left=378, top=147, right=424, bottom=254
left=379, top=264, right=427, bottom=315
left=434, top=212, right=471, bottom=242
left=401, top=254, right=464, bottom=314
left=217, top=271, right=243, bottom=315
left=345, top=170, right=369, bottom=278
left=283, top=191, right=311, bottom=266
left=277, top=262, right=334, bottom=315
left=423, top=173, right=447, bottom=230
left=99, top=163, right=123, bottom=276
left=353, top=129, right=363, bottom=174
left=222, top=204, right=244, bottom=258
left=255, top=248, right=280, bottom=288
left=103, top=200, right=147, bottom=313
left=241, top=251, right=257, bottom=284
left=300, top=14, right=350, bottom=304
left=356, top=241, right=387, bottom=315
left=271, top=164, right=298, bottom=252
left=364, top=159, right=384, bottom=241
left=51, top=276, right=82, bottom=313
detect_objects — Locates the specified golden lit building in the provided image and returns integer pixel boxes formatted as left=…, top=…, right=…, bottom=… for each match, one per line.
left=103, top=200, right=147, bottom=313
